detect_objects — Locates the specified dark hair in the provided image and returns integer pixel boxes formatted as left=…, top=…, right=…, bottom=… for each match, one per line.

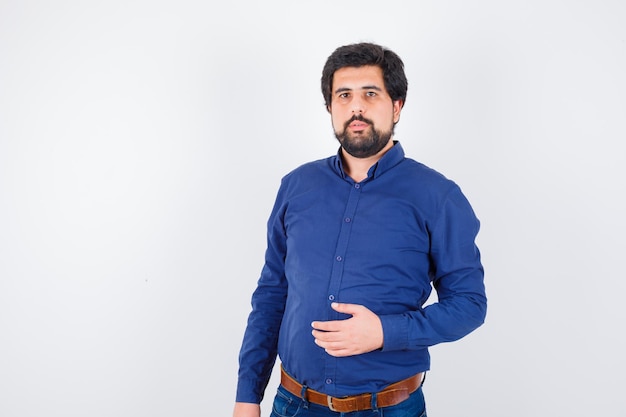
left=321, top=42, right=408, bottom=108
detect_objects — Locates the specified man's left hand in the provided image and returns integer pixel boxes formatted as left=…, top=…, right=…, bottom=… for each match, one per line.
left=311, top=302, right=383, bottom=357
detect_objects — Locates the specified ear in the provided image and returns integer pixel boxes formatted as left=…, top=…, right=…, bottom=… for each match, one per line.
left=392, top=100, right=403, bottom=123
left=326, top=104, right=332, bottom=113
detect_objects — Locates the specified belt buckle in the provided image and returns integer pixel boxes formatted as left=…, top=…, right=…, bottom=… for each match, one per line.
left=327, top=396, right=338, bottom=412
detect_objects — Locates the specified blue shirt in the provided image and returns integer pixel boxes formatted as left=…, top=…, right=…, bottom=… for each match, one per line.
left=236, top=142, right=487, bottom=403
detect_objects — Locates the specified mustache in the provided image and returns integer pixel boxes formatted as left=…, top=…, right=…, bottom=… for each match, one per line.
left=344, top=114, right=374, bottom=128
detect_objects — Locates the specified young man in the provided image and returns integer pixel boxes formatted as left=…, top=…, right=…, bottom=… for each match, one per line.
left=233, top=42, right=487, bottom=417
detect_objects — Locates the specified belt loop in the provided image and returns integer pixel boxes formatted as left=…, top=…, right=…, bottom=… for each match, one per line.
left=371, top=392, right=379, bottom=413
left=300, top=384, right=309, bottom=409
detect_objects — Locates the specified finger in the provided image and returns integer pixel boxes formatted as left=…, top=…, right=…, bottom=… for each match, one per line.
left=323, top=347, right=353, bottom=358
left=313, top=337, right=341, bottom=349
left=314, top=338, right=349, bottom=353
left=311, top=320, right=341, bottom=332
left=312, top=329, right=342, bottom=342
left=330, top=302, right=364, bottom=315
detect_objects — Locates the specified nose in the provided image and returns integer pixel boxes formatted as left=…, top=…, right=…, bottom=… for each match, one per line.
left=351, top=96, right=365, bottom=113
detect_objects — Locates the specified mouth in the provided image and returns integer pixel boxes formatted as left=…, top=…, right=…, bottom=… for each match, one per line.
left=348, top=120, right=370, bottom=131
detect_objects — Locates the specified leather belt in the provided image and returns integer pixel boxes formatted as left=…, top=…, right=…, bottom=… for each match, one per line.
left=280, top=366, right=424, bottom=413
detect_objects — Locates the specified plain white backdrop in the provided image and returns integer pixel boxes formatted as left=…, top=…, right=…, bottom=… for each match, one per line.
left=1, top=1, right=625, bottom=416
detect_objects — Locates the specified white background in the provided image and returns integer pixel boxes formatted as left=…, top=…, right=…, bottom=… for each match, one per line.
left=1, top=1, right=625, bottom=416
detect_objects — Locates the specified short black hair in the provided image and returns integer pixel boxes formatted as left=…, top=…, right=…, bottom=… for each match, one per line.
left=321, top=42, right=408, bottom=109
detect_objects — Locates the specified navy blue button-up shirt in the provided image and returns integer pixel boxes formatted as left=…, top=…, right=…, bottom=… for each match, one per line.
left=236, top=142, right=486, bottom=403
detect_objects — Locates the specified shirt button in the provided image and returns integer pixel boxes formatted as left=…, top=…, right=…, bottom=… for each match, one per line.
left=336, top=256, right=342, bottom=262
left=345, top=217, right=351, bottom=223
left=328, top=294, right=335, bottom=301
left=326, top=378, right=333, bottom=384
left=354, top=184, right=360, bottom=189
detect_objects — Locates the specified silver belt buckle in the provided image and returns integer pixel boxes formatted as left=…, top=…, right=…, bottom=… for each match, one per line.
left=327, top=396, right=338, bottom=412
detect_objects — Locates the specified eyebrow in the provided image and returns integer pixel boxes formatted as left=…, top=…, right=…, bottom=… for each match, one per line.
left=334, top=85, right=384, bottom=94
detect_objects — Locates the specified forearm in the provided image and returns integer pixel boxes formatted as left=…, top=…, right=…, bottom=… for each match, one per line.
left=236, top=257, right=287, bottom=402
left=236, top=286, right=283, bottom=403
left=380, top=285, right=487, bottom=351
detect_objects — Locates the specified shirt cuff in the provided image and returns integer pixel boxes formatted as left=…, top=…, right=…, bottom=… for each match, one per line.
left=379, top=314, right=409, bottom=351
left=235, top=378, right=263, bottom=404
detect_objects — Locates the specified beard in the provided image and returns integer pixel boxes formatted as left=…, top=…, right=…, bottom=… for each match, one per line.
left=334, top=114, right=394, bottom=158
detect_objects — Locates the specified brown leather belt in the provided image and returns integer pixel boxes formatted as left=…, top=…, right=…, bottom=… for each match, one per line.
left=280, top=366, right=424, bottom=413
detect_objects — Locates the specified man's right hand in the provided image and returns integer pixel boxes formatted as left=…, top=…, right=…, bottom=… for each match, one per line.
left=233, top=402, right=260, bottom=417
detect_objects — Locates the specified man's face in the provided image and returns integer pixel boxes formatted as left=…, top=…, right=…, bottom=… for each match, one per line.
left=329, top=65, right=402, bottom=158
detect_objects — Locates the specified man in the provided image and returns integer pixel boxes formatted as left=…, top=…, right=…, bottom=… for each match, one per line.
left=233, top=42, right=487, bottom=417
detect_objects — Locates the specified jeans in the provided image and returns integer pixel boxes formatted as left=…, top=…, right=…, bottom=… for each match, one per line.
left=269, top=384, right=427, bottom=417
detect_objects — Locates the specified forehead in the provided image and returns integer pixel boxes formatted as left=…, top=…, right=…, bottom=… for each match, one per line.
left=332, top=65, right=385, bottom=91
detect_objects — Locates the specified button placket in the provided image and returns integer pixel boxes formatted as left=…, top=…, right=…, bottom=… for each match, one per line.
left=324, top=181, right=362, bottom=390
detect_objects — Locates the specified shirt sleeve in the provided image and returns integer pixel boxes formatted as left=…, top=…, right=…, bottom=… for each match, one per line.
left=235, top=182, right=289, bottom=403
left=379, top=185, right=487, bottom=351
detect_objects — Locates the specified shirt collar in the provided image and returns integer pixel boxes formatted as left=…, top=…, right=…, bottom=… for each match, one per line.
left=332, top=141, right=406, bottom=182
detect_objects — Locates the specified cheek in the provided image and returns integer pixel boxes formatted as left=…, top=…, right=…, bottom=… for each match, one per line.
left=330, top=113, right=344, bottom=131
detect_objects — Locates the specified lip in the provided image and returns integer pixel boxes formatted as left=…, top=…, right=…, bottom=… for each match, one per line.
left=349, top=121, right=369, bottom=131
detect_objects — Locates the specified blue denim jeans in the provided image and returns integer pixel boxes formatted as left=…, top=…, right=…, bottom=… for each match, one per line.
left=269, top=384, right=427, bottom=417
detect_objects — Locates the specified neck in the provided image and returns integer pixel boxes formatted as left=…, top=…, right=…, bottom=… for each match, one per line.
left=341, top=139, right=394, bottom=182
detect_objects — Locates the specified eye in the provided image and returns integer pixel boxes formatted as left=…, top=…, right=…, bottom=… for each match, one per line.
left=366, top=91, right=377, bottom=97
left=338, top=92, right=350, bottom=99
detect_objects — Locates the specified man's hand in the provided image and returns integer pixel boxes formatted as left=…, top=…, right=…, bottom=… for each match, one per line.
left=233, top=402, right=260, bottom=417
left=311, top=302, right=383, bottom=357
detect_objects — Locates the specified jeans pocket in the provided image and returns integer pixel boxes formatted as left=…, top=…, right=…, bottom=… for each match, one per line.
left=270, top=387, right=303, bottom=417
